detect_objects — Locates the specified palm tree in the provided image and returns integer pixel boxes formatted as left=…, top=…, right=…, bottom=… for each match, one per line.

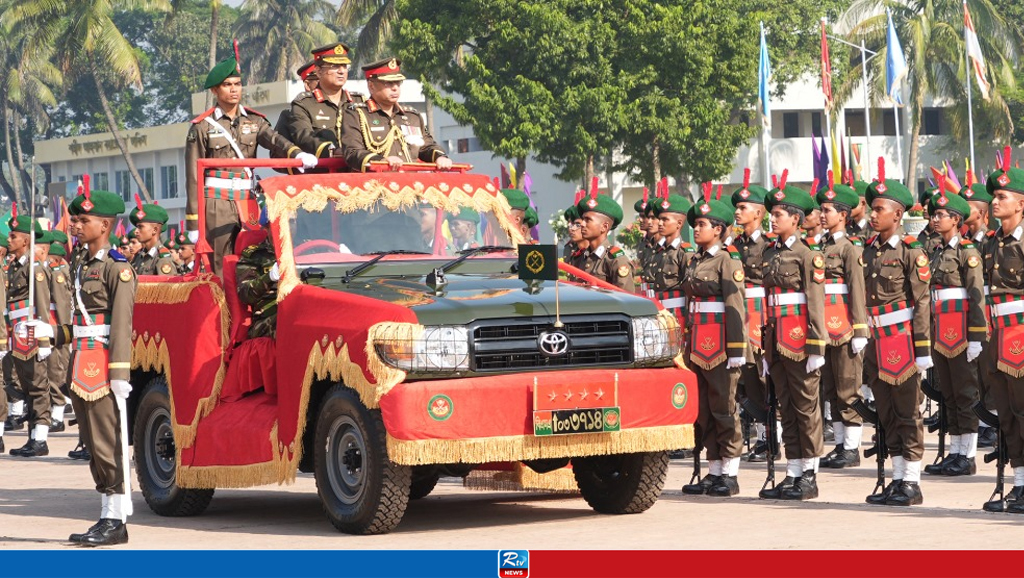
left=336, top=0, right=397, bottom=67
left=838, top=0, right=1019, bottom=185
left=233, top=0, right=336, bottom=84
left=169, top=0, right=223, bottom=108
left=4, top=0, right=172, bottom=203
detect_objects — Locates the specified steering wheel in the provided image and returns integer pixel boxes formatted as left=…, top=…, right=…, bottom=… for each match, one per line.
left=294, top=239, right=342, bottom=255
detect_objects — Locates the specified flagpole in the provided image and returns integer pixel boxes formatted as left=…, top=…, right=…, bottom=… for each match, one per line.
left=759, top=21, right=772, bottom=189
left=821, top=18, right=833, bottom=172
left=861, top=40, right=873, bottom=181
left=963, top=0, right=977, bottom=173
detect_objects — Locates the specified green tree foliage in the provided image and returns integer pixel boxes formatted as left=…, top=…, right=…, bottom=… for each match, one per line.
left=336, top=0, right=398, bottom=67
left=233, top=0, right=337, bottom=84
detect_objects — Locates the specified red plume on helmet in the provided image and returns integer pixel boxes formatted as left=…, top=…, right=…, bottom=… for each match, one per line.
left=966, top=169, right=974, bottom=187
left=1004, top=146, right=1012, bottom=172
left=83, top=174, right=90, bottom=196
left=134, top=193, right=144, bottom=210
left=233, top=39, right=242, bottom=74
left=778, top=169, right=788, bottom=190
left=938, top=174, right=947, bottom=201
left=771, top=174, right=778, bottom=189
left=11, top=203, right=17, bottom=221
left=845, top=169, right=853, bottom=186
left=811, top=178, right=820, bottom=197
left=827, top=170, right=834, bottom=192
left=743, top=168, right=751, bottom=190
left=642, top=187, right=649, bottom=204
left=702, top=182, right=712, bottom=203
left=716, top=184, right=723, bottom=201
left=660, top=177, right=669, bottom=199
left=590, top=176, right=599, bottom=198
left=877, top=157, right=886, bottom=182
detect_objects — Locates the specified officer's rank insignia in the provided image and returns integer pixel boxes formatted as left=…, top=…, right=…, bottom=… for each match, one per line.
left=119, top=268, right=133, bottom=282
left=734, top=269, right=745, bottom=282
left=56, top=274, right=64, bottom=284
left=917, top=263, right=931, bottom=281
left=812, top=255, right=825, bottom=268
left=916, top=254, right=929, bottom=267
left=618, top=265, right=630, bottom=278
left=813, top=269, right=825, bottom=283
left=968, top=255, right=980, bottom=268
left=161, top=264, right=173, bottom=274
left=35, top=272, right=44, bottom=282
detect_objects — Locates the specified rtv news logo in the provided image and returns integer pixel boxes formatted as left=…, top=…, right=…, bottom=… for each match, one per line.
left=498, top=550, right=529, bottom=577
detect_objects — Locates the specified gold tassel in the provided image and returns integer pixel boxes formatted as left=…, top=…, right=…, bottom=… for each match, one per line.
left=386, top=425, right=694, bottom=466
left=997, top=361, right=1024, bottom=378
left=687, top=352, right=726, bottom=371
left=463, top=464, right=580, bottom=494
left=70, top=384, right=112, bottom=402
left=934, top=342, right=968, bottom=359
left=776, top=346, right=808, bottom=362
left=878, top=366, right=919, bottom=386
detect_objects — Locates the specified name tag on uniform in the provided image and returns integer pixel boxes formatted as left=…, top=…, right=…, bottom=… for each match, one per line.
left=370, top=126, right=386, bottom=132
left=315, top=114, right=330, bottom=121
left=207, top=130, right=226, bottom=139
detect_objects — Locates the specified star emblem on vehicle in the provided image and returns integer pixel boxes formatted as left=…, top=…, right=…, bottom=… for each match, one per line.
left=594, top=388, right=605, bottom=400
left=548, top=392, right=558, bottom=402
left=579, top=389, right=589, bottom=401
left=564, top=390, right=573, bottom=401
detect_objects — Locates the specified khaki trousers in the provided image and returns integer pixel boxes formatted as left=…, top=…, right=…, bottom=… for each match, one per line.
left=933, top=350, right=980, bottom=435
left=206, top=198, right=242, bottom=277
left=985, top=334, right=1024, bottom=468
left=70, top=389, right=126, bottom=494
left=822, top=342, right=864, bottom=426
left=695, top=362, right=743, bottom=461
left=13, top=354, right=50, bottom=428
left=864, top=341, right=925, bottom=461
left=769, top=356, right=824, bottom=460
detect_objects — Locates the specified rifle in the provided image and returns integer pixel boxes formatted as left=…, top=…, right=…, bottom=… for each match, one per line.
left=760, top=324, right=779, bottom=492
left=974, top=402, right=1008, bottom=510
left=688, top=431, right=702, bottom=486
left=920, top=376, right=947, bottom=466
left=854, top=398, right=887, bottom=496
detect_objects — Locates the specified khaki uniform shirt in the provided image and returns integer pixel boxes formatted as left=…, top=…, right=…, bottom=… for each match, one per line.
left=820, top=231, right=869, bottom=341
left=929, top=235, right=987, bottom=344
left=648, top=236, right=693, bottom=291
left=918, top=225, right=944, bottom=255
left=733, top=229, right=769, bottom=287
left=7, top=256, right=52, bottom=348
left=340, top=99, right=447, bottom=172
left=636, top=236, right=658, bottom=283
left=761, top=235, right=827, bottom=357
left=863, top=233, right=932, bottom=358
left=236, top=238, right=278, bottom=339
left=569, top=244, right=635, bottom=293
left=47, top=259, right=73, bottom=325
left=184, top=106, right=302, bottom=231
left=285, top=88, right=364, bottom=158
left=848, top=217, right=869, bottom=237
left=131, top=246, right=177, bottom=276
left=682, top=243, right=747, bottom=359
left=982, top=225, right=1024, bottom=299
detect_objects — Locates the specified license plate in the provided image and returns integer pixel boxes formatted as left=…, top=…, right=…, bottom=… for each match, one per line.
left=533, top=407, right=621, bottom=436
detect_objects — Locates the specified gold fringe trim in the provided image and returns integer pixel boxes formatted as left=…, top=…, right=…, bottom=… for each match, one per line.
left=878, top=366, right=919, bottom=386
left=70, top=384, right=111, bottom=402
left=997, top=361, right=1024, bottom=378
left=776, top=347, right=808, bottom=362
left=828, top=334, right=853, bottom=347
left=935, top=342, right=968, bottom=359
left=386, top=425, right=694, bottom=466
left=178, top=424, right=286, bottom=489
left=687, top=352, right=726, bottom=372
left=463, top=464, right=580, bottom=494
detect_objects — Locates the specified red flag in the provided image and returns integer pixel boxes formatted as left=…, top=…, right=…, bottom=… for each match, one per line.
left=820, top=20, right=833, bottom=110
left=54, top=197, right=71, bottom=254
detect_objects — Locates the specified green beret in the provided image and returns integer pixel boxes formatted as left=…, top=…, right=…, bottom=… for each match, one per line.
left=8, top=216, right=42, bottom=235
left=448, top=207, right=480, bottom=224
left=164, top=237, right=178, bottom=251
left=963, top=182, right=993, bottom=204
left=48, top=243, right=66, bottom=257
left=50, top=230, right=68, bottom=244
left=652, top=193, right=692, bottom=216
left=69, top=190, right=125, bottom=217
left=766, top=185, right=817, bottom=214
left=928, top=190, right=971, bottom=218
left=853, top=181, right=870, bottom=198
left=633, top=199, right=648, bottom=214
left=112, top=234, right=123, bottom=247
left=731, top=184, right=770, bottom=207
left=524, top=207, right=539, bottom=228
left=204, top=57, right=241, bottom=90
left=987, top=167, right=1024, bottom=196
left=919, top=187, right=939, bottom=207
left=576, top=194, right=624, bottom=229
left=175, top=232, right=193, bottom=246
left=35, top=230, right=53, bottom=244
left=866, top=179, right=915, bottom=210
left=643, top=200, right=659, bottom=217
left=816, top=183, right=859, bottom=210
left=0, top=236, right=8, bottom=249
left=500, top=189, right=531, bottom=211
left=563, top=205, right=580, bottom=222
left=687, top=198, right=736, bottom=228
left=130, top=203, right=169, bottom=226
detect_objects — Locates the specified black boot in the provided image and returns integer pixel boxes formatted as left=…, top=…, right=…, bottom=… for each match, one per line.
left=822, top=422, right=835, bottom=443
left=745, top=440, right=780, bottom=463
left=822, top=448, right=861, bottom=469
left=69, top=520, right=105, bottom=543
left=978, top=426, right=997, bottom=448
left=759, top=476, right=797, bottom=499
left=924, top=454, right=956, bottom=475
left=983, top=486, right=1024, bottom=513
left=68, top=442, right=91, bottom=461
left=0, top=437, right=4, bottom=453
left=3, top=414, right=25, bottom=431
left=682, top=474, right=721, bottom=495
left=941, top=455, right=976, bottom=476
left=78, top=519, right=129, bottom=547
left=707, top=475, right=740, bottom=497
left=49, top=419, right=65, bottom=433
left=781, top=471, right=818, bottom=500
left=10, top=440, right=48, bottom=457
left=866, top=480, right=901, bottom=505
left=821, top=444, right=843, bottom=464
left=885, top=480, right=923, bottom=506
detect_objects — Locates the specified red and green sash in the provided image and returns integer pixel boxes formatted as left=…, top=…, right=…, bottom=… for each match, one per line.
left=204, top=169, right=260, bottom=231
left=767, top=289, right=808, bottom=362
left=990, top=294, right=1024, bottom=377
left=70, top=312, right=112, bottom=400
left=868, top=301, right=916, bottom=385
left=687, top=296, right=726, bottom=370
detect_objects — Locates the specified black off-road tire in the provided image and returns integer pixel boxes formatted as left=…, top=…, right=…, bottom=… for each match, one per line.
left=572, top=451, right=669, bottom=514
left=314, top=385, right=411, bottom=534
left=133, top=377, right=214, bottom=516
left=409, top=466, right=442, bottom=500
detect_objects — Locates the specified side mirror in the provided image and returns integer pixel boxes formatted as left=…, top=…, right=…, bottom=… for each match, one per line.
left=300, top=267, right=326, bottom=286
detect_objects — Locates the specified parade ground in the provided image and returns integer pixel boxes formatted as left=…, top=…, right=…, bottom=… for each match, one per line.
left=0, top=424, right=1018, bottom=551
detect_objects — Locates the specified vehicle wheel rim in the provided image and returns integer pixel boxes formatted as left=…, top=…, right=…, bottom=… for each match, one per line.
left=146, top=405, right=176, bottom=489
left=327, top=415, right=367, bottom=506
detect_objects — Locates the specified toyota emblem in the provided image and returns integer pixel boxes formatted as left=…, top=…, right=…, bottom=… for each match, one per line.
left=538, top=331, right=569, bottom=357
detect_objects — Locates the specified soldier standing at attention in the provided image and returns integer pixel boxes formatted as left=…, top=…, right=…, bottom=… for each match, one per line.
left=341, top=58, right=452, bottom=172
left=815, top=172, right=869, bottom=469
left=38, top=231, right=73, bottom=433
left=128, top=199, right=176, bottom=276
left=650, top=193, right=694, bottom=293
left=185, top=57, right=317, bottom=276
left=634, top=191, right=655, bottom=285
left=759, top=171, right=827, bottom=501
left=640, top=198, right=664, bottom=285
left=0, top=236, right=7, bottom=452
left=730, top=169, right=776, bottom=462
left=917, top=189, right=945, bottom=254
left=862, top=159, right=931, bottom=506
left=680, top=185, right=747, bottom=497
left=561, top=204, right=586, bottom=262
left=801, top=196, right=824, bottom=244
left=921, top=184, right=984, bottom=477
left=174, top=232, right=196, bottom=275
left=570, top=191, right=635, bottom=292
left=287, top=44, right=363, bottom=159
left=847, top=179, right=871, bottom=236
left=24, top=188, right=136, bottom=545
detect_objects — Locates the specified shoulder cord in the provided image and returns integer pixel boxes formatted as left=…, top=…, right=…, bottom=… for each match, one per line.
left=356, top=109, right=412, bottom=161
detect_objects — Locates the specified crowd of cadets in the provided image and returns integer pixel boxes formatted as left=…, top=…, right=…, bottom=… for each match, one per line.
left=560, top=152, right=1024, bottom=512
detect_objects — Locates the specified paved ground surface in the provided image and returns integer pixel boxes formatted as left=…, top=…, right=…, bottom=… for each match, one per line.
left=0, top=425, right=1020, bottom=550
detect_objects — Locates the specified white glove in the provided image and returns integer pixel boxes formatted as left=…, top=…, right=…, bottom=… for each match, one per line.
left=966, top=341, right=983, bottom=363
left=187, top=230, right=199, bottom=244
left=14, top=319, right=54, bottom=340
left=296, top=152, right=318, bottom=173
left=0, top=351, right=7, bottom=361
left=915, top=355, right=934, bottom=373
left=851, top=337, right=868, bottom=355
left=726, top=357, right=745, bottom=369
left=806, top=354, right=825, bottom=373
left=111, top=380, right=132, bottom=400
left=268, top=263, right=281, bottom=282
left=760, top=356, right=770, bottom=377
left=37, top=347, right=52, bottom=361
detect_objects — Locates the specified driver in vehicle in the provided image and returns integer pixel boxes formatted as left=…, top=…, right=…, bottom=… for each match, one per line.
left=447, top=208, right=480, bottom=252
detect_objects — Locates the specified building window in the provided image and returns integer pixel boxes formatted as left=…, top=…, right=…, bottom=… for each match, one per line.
left=160, top=166, right=178, bottom=199
left=922, top=108, right=942, bottom=135
left=140, top=168, right=154, bottom=197
left=94, top=173, right=109, bottom=192
left=845, top=111, right=866, bottom=137
left=115, top=170, right=131, bottom=200
left=783, top=112, right=800, bottom=138
left=72, top=174, right=84, bottom=186
left=811, top=112, right=822, bottom=137
left=882, top=110, right=897, bottom=136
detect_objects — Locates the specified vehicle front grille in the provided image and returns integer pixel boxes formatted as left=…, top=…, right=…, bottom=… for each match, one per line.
left=471, top=315, right=632, bottom=371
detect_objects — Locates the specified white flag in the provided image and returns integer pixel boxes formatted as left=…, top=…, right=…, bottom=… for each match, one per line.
left=964, top=1, right=990, bottom=100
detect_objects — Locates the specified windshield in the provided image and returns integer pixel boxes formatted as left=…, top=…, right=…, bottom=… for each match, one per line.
left=290, top=197, right=515, bottom=265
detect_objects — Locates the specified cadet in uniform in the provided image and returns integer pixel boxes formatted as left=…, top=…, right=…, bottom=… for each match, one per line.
left=0, top=236, right=7, bottom=451
left=7, top=215, right=53, bottom=457
left=185, top=57, right=317, bottom=276
left=801, top=196, right=824, bottom=244
left=633, top=192, right=655, bottom=285
left=639, top=198, right=663, bottom=286
left=680, top=186, right=747, bottom=497
left=340, top=58, right=452, bottom=172
left=39, top=231, right=73, bottom=433
left=500, top=188, right=532, bottom=244
left=562, top=204, right=586, bottom=262
left=815, top=173, right=869, bottom=469
left=286, top=44, right=363, bottom=159
left=917, top=189, right=945, bottom=254
left=649, top=193, right=694, bottom=293
left=847, top=178, right=871, bottom=236
left=922, top=186, right=984, bottom=477
left=862, top=160, right=931, bottom=506
left=730, top=169, right=776, bottom=462
left=128, top=201, right=176, bottom=276
left=570, top=192, right=635, bottom=292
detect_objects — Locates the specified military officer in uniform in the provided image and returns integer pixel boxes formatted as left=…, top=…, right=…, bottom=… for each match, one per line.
left=634, top=193, right=655, bottom=284
left=285, top=44, right=363, bottom=159
left=185, top=57, right=317, bottom=276
left=237, top=216, right=279, bottom=339
left=815, top=173, right=869, bottom=469
left=569, top=192, right=635, bottom=292
left=0, top=236, right=7, bottom=451
left=758, top=173, right=827, bottom=501
left=921, top=186, right=985, bottom=477
left=128, top=200, right=176, bottom=276
left=862, top=159, right=932, bottom=506
left=24, top=188, right=136, bottom=545
left=127, top=230, right=142, bottom=263
left=801, top=195, right=824, bottom=244
left=639, top=199, right=663, bottom=285
left=340, top=58, right=452, bottom=172
left=680, top=186, right=747, bottom=497
left=562, top=204, right=586, bottom=262
left=500, top=188, right=531, bottom=244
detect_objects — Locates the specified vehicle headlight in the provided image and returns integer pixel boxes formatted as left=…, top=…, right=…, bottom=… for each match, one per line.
left=632, top=315, right=682, bottom=364
left=375, top=326, right=470, bottom=372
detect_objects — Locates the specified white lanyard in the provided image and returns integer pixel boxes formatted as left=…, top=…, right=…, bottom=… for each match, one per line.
left=204, top=116, right=254, bottom=178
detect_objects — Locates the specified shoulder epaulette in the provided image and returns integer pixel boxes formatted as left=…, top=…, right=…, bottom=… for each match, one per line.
left=609, top=246, right=625, bottom=258
left=290, top=91, right=312, bottom=105
left=241, top=244, right=260, bottom=258
left=902, top=235, right=923, bottom=249
left=243, top=107, right=266, bottom=119
left=960, top=238, right=976, bottom=250
left=108, top=249, right=128, bottom=263
left=190, top=106, right=217, bottom=124
left=48, top=262, right=60, bottom=269
left=850, top=236, right=864, bottom=247
left=726, top=245, right=742, bottom=259
left=348, top=91, right=366, bottom=102
left=347, top=102, right=367, bottom=111
left=987, top=230, right=997, bottom=237
left=403, top=105, right=419, bottom=114
left=158, top=249, right=171, bottom=258
left=681, top=242, right=695, bottom=253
